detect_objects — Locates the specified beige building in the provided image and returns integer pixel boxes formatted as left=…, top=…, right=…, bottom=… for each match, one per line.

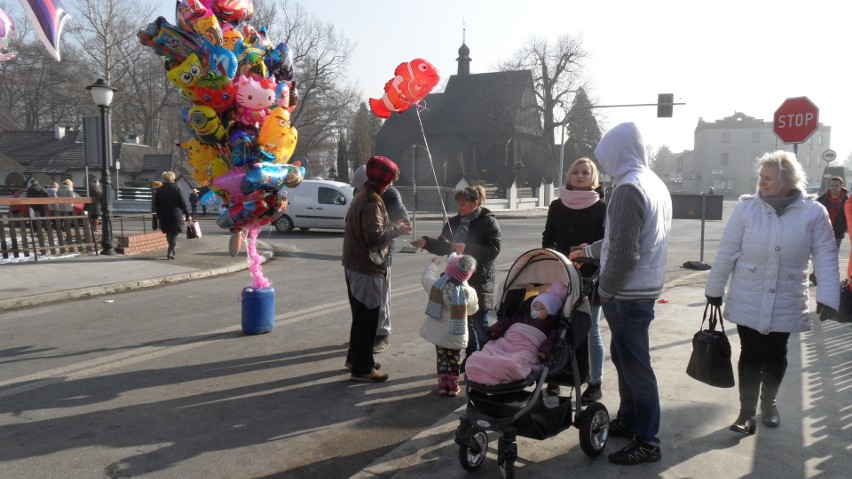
left=670, top=112, right=832, bottom=196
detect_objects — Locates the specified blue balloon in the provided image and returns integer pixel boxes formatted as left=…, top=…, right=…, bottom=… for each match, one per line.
left=199, top=189, right=223, bottom=208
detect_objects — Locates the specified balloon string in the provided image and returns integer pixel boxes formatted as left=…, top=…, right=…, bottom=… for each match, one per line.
left=414, top=106, right=453, bottom=238
left=245, top=225, right=271, bottom=289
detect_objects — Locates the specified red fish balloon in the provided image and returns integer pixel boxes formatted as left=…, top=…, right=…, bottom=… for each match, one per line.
left=369, top=58, right=440, bottom=119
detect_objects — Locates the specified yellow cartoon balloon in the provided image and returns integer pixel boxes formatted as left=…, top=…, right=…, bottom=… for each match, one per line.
left=167, top=53, right=204, bottom=102
left=181, top=138, right=220, bottom=182
left=258, top=107, right=298, bottom=162
left=188, top=104, right=227, bottom=145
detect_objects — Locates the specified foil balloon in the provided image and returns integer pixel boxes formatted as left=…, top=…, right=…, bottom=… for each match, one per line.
left=228, top=125, right=258, bottom=167
left=138, top=16, right=205, bottom=68
left=369, top=58, right=440, bottom=119
left=199, top=189, right=223, bottom=208
left=211, top=167, right=247, bottom=202
left=166, top=53, right=205, bottom=102
left=217, top=199, right=268, bottom=229
left=222, top=28, right=242, bottom=51
left=19, top=0, right=70, bottom=61
left=213, top=0, right=254, bottom=25
left=177, top=0, right=223, bottom=45
left=234, top=74, right=276, bottom=126
left=241, top=162, right=286, bottom=195
left=257, top=108, right=297, bottom=163
left=204, top=39, right=237, bottom=79
left=193, top=73, right=235, bottom=111
left=265, top=43, right=294, bottom=82
left=189, top=104, right=227, bottom=144
left=181, top=138, right=220, bottom=181
left=0, top=7, right=17, bottom=61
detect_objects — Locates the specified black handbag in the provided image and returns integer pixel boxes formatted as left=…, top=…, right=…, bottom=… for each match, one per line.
left=686, top=303, right=735, bottom=388
left=836, top=280, right=852, bottom=324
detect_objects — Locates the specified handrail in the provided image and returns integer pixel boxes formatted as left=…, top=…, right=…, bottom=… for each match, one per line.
left=0, top=197, right=95, bottom=205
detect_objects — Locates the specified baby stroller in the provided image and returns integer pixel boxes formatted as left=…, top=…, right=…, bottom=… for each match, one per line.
left=455, top=248, right=609, bottom=478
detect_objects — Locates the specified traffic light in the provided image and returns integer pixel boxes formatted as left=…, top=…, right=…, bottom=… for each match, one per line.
left=657, top=93, right=673, bottom=118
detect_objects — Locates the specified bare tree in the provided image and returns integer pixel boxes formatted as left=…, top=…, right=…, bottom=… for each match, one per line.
left=499, top=34, right=590, bottom=176
left=266, top=1, right=360, bottom=163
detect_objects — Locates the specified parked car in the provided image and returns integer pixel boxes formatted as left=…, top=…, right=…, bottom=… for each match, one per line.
left=274, top=179, right=354, bottom=233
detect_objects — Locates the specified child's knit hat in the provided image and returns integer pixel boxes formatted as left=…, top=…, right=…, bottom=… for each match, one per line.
left=532, top=281, right=569, bottom=316
left=533, top=293, right=562, bottom=316
left=445, top=253, right=476, bottom=282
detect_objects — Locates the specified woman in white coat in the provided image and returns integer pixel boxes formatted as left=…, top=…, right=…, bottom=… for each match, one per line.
left=705, top=150, right=838, bottom=436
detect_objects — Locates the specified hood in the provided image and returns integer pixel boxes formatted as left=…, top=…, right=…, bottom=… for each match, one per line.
left=351, top=165, right=367, bottom=188
left=594, top=122, right=647, bottom=183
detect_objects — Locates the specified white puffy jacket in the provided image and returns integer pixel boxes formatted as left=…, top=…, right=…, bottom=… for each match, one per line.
left=705, top=193, right=839, bottom=333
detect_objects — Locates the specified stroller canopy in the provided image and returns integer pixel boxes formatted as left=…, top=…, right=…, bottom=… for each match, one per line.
left=498, top=248, right=587, bottom=317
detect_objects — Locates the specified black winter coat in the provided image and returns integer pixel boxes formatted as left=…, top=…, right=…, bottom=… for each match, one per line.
left=541, top=198, right=606, bottom=278
left=421, top=207, right=502, bottom=310
left=152, top=183, right=190, bottom=235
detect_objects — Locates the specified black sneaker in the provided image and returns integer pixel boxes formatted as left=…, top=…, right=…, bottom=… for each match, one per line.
left=608, top=414, right=635, bottom=438
left=608, top=440, right=661, bottom=465
left=581, top=382, right=602, bottom=404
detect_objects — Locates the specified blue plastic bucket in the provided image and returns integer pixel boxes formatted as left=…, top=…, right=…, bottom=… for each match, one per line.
left=241, top=286, right=275, bottom=334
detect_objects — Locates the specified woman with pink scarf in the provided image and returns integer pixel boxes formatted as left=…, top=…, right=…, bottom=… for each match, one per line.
left=541, top=157, right=606, bottom=403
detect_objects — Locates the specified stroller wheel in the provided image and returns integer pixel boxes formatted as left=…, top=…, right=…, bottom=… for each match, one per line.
left=577, top=402, right=609, bottom=457
left=458, top=429, right=488, bottom=471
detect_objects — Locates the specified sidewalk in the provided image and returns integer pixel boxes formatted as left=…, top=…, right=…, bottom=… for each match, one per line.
left=0, top=217, right=277, bottom=312
left=0, top=209, right=546, bottom=312
left=352, top=272, right=851, bottom=479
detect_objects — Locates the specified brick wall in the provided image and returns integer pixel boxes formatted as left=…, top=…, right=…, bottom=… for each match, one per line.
left=115, top=232, right=168, bottom=255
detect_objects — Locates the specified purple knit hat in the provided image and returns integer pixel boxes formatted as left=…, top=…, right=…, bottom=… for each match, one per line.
left=445, top=254, right=476, bottom=282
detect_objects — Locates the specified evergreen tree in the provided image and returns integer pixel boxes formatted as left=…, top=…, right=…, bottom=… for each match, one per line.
left=348, top=102, right=377, bottom=168
left=336, top=135, right=349, bottom=183
left=564, top=88, right=602, bottom=176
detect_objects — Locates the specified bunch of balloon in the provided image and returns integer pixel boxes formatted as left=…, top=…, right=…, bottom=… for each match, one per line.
left=138, top=0, right=304, bottom=334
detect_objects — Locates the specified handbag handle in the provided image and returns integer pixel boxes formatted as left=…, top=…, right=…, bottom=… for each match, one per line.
left=701, top=302, right=726, bottom=333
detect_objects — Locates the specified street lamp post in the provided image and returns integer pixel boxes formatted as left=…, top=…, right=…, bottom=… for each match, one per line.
left=86, top=79, right=117, bottom=255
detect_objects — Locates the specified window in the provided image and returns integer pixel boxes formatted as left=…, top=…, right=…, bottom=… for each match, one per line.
left=722, top=132, right=730, bottom=143
left=752, top=131, right=760, bottom=143
left=318, top=187, right=346, bottom=205
left=721, top=153, right=729, bottom=165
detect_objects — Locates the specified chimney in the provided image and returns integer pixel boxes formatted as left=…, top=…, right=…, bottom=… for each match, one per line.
left=54, top=125, right=65, bottom=139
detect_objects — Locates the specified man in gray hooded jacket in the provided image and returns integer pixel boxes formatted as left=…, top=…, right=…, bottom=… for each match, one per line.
left=570, top=122, right=672, bottom=465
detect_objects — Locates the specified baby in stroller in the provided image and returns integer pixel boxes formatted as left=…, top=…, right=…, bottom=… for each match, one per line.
left=465, top=281, right=568, bottom=386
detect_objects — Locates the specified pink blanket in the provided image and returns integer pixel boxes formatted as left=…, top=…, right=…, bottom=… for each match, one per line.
left=465, top=322, right=546, bottom=385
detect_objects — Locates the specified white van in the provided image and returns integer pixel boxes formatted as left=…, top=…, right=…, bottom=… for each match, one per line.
left=274, top=179, right=354, bottom=233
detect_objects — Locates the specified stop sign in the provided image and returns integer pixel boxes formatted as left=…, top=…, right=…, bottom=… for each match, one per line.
left=774, top=97, right=819, bottom=144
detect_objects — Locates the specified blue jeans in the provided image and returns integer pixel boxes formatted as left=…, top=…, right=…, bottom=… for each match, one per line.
left=588, top=304, right=604, bottom=384
left=602, top=299, right=660, bottom=446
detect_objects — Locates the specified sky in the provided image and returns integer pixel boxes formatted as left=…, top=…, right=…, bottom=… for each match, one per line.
left=146, top=0, right=851, bottom=163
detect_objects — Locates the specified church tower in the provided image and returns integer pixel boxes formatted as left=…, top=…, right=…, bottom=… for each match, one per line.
left=456, top=24, right=471, bottom=76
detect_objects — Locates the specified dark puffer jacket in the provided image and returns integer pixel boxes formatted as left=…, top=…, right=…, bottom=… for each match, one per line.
left=421, top=208, right=502, bottom=311
left=152, top=183, right=190, bottom=235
